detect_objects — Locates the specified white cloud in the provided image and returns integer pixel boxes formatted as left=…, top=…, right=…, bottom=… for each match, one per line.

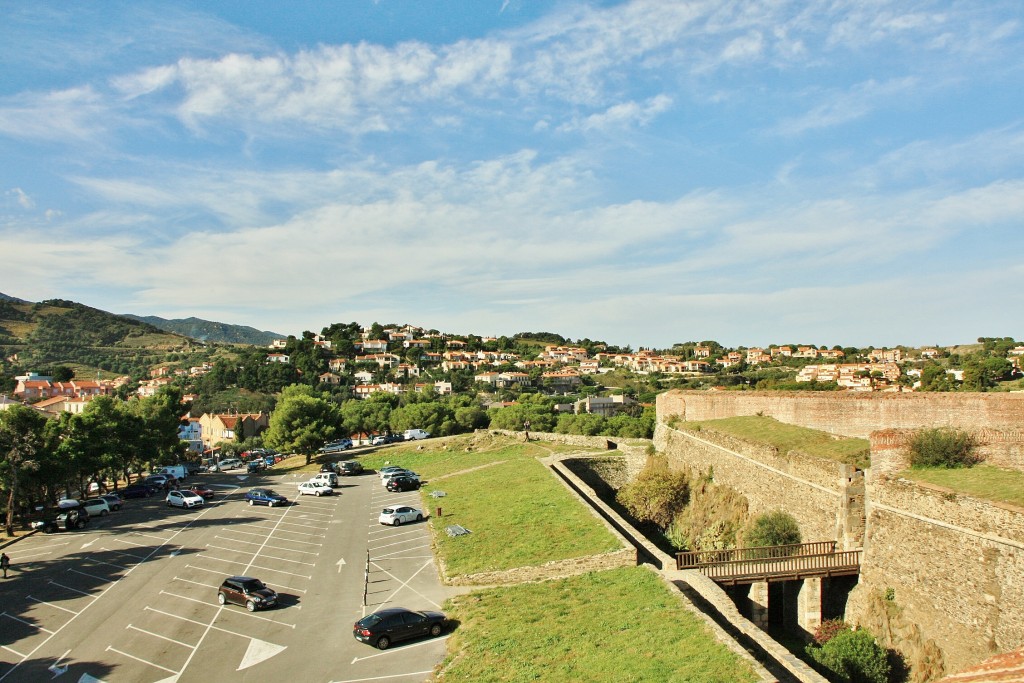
left=558, top=94, right=672, bottom=133
left=773, top=76, right=918, bottom=135
left=7, top=187, right=35, bottom=209
left=0, top=86, right=110, bottom=143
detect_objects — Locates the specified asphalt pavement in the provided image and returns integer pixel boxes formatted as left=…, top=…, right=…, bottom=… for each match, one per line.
left=0, top=464, right=457, bottom=683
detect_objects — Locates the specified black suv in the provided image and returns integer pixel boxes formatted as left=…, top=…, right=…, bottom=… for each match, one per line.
left=217, top=576, right=278, bottom=611
left=386, top=476, right=421, bottom=492
left=338, top=461, right=363, bottom=476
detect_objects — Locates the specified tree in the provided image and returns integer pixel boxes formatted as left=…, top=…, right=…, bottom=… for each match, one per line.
left=616, top=455, right=690, bottom=530
left=263, top=385, right=342, bottom=465
left=0, top=405, right=47, bottom=535
left=743, top=510, right=801, bottom=549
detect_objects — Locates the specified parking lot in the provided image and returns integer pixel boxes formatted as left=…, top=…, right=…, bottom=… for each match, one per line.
left=0, top=464, right=456, bottom=682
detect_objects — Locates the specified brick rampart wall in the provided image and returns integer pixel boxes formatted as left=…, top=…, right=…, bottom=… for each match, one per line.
left=848, top=478, right=1024, bottom=676
left=653, top=424, right=849, bottom=545
left=658, top=390, right=1024, bottom=439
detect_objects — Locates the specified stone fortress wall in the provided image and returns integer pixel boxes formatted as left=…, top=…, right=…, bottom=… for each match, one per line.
left=654, top=390, right=1024, bottom=680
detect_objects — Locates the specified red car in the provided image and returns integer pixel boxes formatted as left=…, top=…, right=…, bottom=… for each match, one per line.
left=185, top=484, right=216, bottom=499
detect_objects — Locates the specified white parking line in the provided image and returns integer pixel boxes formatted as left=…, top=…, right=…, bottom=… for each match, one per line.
left=48, top=580, right=96, bottom=598
left=2, top=612, right=55, bottom=634
left=27, top=596, right=79, bottom=614
left=100, top=547, right=145, bottom=560
left=214, top=534, right=321, bottom=555
left=106, top=646, right=177, bottom=674
left=173, top=576, right=212, bottom=589
left=1, top=645, right=27, bottom=658
left=371, top=545, right=432, bottom=560
left=87, top=558, right=129, bottom=570
left=237, top=523, right=325, bottom=537
left=109, top=536, right=148, bottom=548
left=126, top=623, right=196, bottom=649
left=69, top=568, right=108, bottom=582
left=198, top=555, right=313, bottom=579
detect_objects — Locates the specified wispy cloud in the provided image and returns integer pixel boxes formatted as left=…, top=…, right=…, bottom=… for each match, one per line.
left=773, top=76, right=918, bottom=135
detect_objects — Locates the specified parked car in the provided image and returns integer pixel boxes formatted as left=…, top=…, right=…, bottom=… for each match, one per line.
left=370, top=435, right=388, bottom=446
left=122, top=483, right=155, bottom=499
left=217, top=576, right=278, bottom=612
left=319, top=438, right=353, bottom=453
left=309, top=472, right=338, bottom=488
left=319, top=462, right=337, bottom=473
left=403, top=429, right=430, bottom=441
left=353, top=607, right=447, bottom=650
left=386, top=476, right=422, bottom=492
left=145, top=474, right=174, bottom=490
left=185, top=484, right=216, bottom=499
left=100, top=493, right=124, bottom=511
left=218, top=458, right=244, bottom=470
left=377, top=466, right=406, bottom=477
left=338, top=461, right=363, bottom=476
left=247, top=461, right=264, bottom=474
left=82, top=498, right=111, bottom=517
left=184, top=461, right=202, bottom=475
left=297, top=481, right=334, bottom=497
left=379, top=505, right=424, bottom=526
left=245, top=488, right=288, bottom=507
left=166, top=490, right=205, bottom=509
left=264, top=455, right=276, bottom=467
left=33, top=506, right=90, bottom=532
left=381, top=470, right=420, bottom=486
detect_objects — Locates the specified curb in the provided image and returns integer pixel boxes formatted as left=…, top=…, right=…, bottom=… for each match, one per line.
left=0, top=528, right=41, bottom=550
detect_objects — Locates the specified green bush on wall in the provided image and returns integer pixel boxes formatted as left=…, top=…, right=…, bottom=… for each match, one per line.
left=743, top=510, right=801, bottom=549
left=806, top=628, right=891, bottom=683
left=908, top=427, right=980, bottom=469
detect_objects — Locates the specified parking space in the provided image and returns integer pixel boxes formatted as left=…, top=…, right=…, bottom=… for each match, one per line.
left=0, top=467, right=458, bottom=682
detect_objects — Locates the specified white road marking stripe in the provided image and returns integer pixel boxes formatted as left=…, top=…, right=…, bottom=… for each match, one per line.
left=26, top=596, right=79, bottom=614
left=106, top=646, right=178, bottom=674
left=2, top=612, right=55, bottom=634
left=126, top=623, right=196, bottom=649
left=48, top=580, right=96, bottom=598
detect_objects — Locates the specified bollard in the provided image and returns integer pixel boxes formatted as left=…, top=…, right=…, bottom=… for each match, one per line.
left=436, top=507, right=442, bottom=517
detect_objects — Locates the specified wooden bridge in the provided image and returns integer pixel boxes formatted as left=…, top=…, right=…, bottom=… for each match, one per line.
left=676, top=541, right=861, bottom=585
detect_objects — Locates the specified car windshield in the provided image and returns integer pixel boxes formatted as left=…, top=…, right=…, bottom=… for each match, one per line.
left=382, top=508, right=395, bottom=514
left=241, top=580, right=265, bottom=592
left=358, top=614, right=383, bottom=627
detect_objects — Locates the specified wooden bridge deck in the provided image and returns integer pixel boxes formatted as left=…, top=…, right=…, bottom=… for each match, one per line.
left=676, top=541, right=861, bottom=585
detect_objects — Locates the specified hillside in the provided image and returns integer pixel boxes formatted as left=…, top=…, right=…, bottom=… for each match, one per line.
left=122, top=314, right=284, bottom=346
left=0, top=297, right=195, bottom=377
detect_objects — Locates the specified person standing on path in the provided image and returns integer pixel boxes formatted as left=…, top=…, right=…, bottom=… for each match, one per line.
left=1, top=552, right=10, bottom=578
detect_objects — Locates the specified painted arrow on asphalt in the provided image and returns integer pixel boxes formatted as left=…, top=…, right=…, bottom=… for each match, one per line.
left=336, top=558, right=346, bottom=573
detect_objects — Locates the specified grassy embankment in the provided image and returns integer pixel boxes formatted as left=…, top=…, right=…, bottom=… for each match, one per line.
left=678, top=415, right=1023, bottom=507
left=320, top=434, right=760, bottom=682
left=902, top=465, right=1024, bottom=507
left=679, top=415, right=871, bottom=468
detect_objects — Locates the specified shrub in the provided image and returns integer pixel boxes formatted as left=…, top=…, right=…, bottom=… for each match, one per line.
left=616, top=456, right=690, bottom=530
left=908, top=428, right=980, bottom=469
left=807, top=628, right=891, bottom=683
left=743, top=510, right=801, bottom=549
left=813, top=618, right=850, bottom=645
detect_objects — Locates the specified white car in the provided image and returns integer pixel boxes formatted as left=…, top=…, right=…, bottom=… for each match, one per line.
left=297, top=481, right=334, bottom=497
left=82, top=498, right=111, bottom=517
left=379, top=505, right=424, bottom=526
left=403, top=429, right=430, bottom=440
left=166, top=490, right=205, bottom=509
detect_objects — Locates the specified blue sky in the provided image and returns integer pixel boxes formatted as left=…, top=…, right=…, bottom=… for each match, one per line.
left=2, top=1, right=1022, bottom=349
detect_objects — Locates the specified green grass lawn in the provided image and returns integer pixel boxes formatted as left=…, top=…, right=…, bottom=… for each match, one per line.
left=438, top=565, right=759, bottom=683
left=425, top=457, right=622, bottom=575
left=681, top=415, right=870, bottom=468
left=902, top=464, right=1024, bottom=507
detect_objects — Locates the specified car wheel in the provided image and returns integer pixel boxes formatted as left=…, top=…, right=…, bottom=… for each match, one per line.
left=248, top=499, right=254, bottom=506
left=430, top=623, right=443, bottom=637
left=376, top=635, right=391, bottom=650
left=218, top=592, right=226, bottom=605
left=269, top=500, right=275, bottom=507
left=100, top=510, right=108, bottom=516
left=76, top=520, right=85, bottom=529
left=246, top=600, right=256, bottom=612
left=416, top=514, right=423, bottom=522
left=392, top=518, right=402, bottom=526
left=314, top=491, right=320, bottom=497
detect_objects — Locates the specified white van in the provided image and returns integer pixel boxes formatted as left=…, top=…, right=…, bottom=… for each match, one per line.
left=403, top=429, right=430, bottom=441
left=309, top=472, right=338, bottom=487
left=160, top=465, right=188, bottom=482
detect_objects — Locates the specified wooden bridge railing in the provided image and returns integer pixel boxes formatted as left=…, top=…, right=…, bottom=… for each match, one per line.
left=676, top=541, right=861, bottom=585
